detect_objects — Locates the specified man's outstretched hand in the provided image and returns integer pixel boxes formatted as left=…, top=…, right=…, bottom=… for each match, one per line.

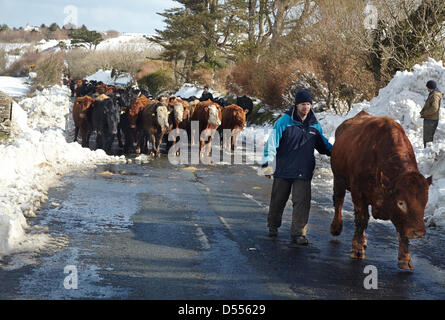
left=259, top=162, right=273, bottom=179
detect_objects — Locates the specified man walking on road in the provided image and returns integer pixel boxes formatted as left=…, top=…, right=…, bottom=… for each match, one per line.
left=261, top=90, right=332, bottom=247
left=420, top=80, right=442, bottom=148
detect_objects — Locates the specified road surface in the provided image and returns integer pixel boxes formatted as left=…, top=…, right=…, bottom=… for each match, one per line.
left=0, top=156, right=444, bottom=299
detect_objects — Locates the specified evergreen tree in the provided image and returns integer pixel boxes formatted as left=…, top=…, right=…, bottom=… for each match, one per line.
left=70, top=25, right=104, bottom=50
left=150, top=0, right=250, bottom=83
left=49, top=22, right=59, bottom=32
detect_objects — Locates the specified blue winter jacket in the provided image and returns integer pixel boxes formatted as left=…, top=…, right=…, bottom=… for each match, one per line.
left=262, top=107, right=332, bottom=180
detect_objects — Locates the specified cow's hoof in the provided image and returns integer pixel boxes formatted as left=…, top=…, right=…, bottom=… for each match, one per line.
left=330, top=221, right=343, bottom=236
left=398, top=259, right=414, bottom=270
left=350, top=248, right=365, bottom=260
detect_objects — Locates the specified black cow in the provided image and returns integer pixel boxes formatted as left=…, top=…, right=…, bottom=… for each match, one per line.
left=76, top=81, right=97, bottom=97
left=112, top=89, right=132, bottom=151
left=91, top=94, right=120, bottom=155
left=213, top=97, right=229, bottom=107
left=236, top=95, right=253, bottom=116
left=185, top=96, right=199, bottom=102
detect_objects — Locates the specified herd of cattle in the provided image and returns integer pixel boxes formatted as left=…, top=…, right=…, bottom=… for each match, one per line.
left=68, top=79, right=254, bottom=156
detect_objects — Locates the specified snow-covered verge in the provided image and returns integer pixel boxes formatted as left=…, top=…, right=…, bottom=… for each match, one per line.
left=0, top=76, right=31, bottom=97
left=0, top=82, right=126, bottom=260
left=318, top=58, right=445, bottom=229
left=239, top=58, right=445, bottom=230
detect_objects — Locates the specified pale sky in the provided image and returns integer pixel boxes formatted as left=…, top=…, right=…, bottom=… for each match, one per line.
left=0, top=0, right=180, bottom=34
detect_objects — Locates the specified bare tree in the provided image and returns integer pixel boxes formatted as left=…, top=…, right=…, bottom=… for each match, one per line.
left=363, top=0, right=445, bottom=85
left=248, top=0, right=257, bottom=42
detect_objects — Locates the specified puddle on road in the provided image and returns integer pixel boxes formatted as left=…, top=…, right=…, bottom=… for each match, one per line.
left=182, top=166, right=208, bottom=173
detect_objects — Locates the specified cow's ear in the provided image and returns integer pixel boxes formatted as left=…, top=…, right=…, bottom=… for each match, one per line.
left=426, top=175, right=433, bottom=186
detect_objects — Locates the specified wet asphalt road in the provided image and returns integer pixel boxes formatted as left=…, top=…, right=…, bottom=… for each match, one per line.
left=0, top=155, right=444, bottom=299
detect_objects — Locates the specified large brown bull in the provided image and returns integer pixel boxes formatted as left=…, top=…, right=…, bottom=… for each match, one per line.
left=330, top=111, right=432, bottom=270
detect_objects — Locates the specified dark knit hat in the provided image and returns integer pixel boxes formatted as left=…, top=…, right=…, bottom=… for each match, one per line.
left=426, top=80, right=437, bottom=90
left=294, top=90, right=313, bottom=105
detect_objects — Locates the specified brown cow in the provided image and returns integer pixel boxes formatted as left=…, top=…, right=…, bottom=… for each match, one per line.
left=140, top=101, right=170, bottom=157
left=188, top=99, right=200, bottom=118
left=73, top=96, right=95, bottom=147
left=220, top=104, right=248, bottom=151
left=330, top=111, right=432, bottom=270
left=190, top=99, right=222, bottom=157
left=73, top=79, right=84, bottom=97
left=158, top=94, right=169, bottom=107
left=96, top=84, right=115, bottom=95
left=127, top=95, right=152, bottom=153
left=168, top=97, right=190, bottom=110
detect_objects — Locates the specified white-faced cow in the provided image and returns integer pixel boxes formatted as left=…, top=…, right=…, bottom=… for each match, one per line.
left=190, top=99, right=222, bottom=158
left=220, top=104, right=248, bottom=151
left=140, top=101, right=170, bottom=157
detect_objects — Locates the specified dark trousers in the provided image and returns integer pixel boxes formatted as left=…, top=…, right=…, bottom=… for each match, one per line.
left=267, top=177, right=311, bottom=237
left=424, top=119, right=438, bottom=147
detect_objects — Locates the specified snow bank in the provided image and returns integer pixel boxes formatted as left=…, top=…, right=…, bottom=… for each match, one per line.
left=33, top=39, right=69, bottom=53
left=0, top=76, right=31, bottom=97
left=0, top=84, right=126, bottom=259
left=174, top=83, right=206, bottom=99
left=174, top=83, right=230, bottom=101
left=95, top=33, right=162, bottom=52
left=85, top=69, right=132, bottom=87
left=319, top=58, right=445, bottom=229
